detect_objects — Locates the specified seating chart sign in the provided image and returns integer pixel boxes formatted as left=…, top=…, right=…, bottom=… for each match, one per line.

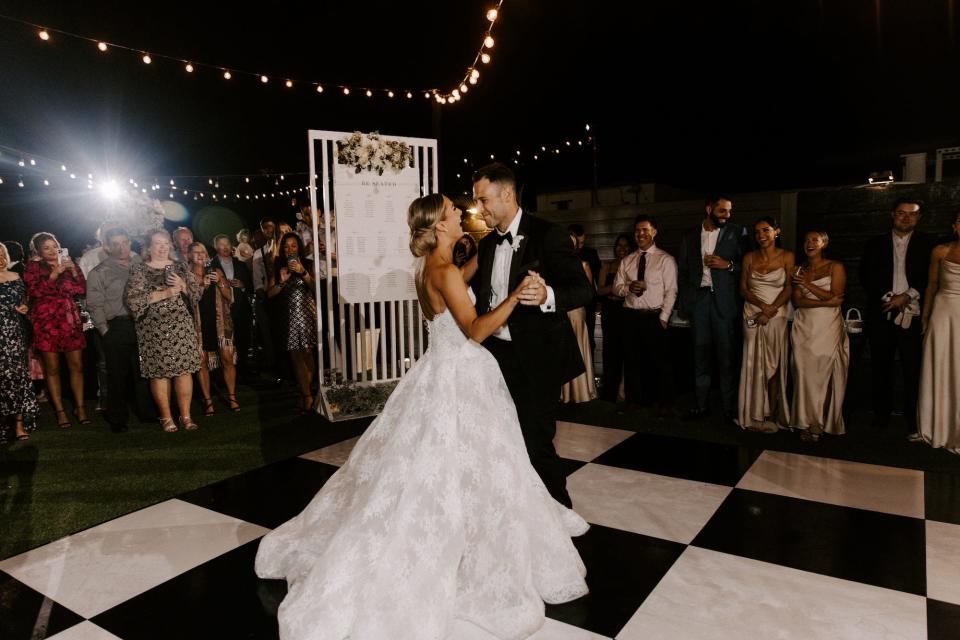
left=333, top=133, right=421, bottom=303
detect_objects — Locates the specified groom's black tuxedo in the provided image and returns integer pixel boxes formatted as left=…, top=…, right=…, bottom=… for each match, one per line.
left=473, top=211, right=594, bottom=507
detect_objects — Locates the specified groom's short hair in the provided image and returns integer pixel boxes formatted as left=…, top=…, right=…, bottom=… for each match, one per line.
left=472, top=163, right=516, bottom=191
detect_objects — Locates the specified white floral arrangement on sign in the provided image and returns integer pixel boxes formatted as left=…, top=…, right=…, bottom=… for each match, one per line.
left=336, top=131, right=414, bottom=176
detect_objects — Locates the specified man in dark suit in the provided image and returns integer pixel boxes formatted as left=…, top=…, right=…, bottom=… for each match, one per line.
left=467, top=163, right=595, bottom=508
left=859, top=197, right=935, bottom=433
left=677, top=195, right=748, bottom=423
left=569, top=223, right=601, bottom=351
left=210, top=234, right=254, bottom=380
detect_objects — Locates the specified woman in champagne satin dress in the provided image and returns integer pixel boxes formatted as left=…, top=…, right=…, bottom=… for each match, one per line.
left=737, top=218, right=794, bottom=432
left=916, top=213, right=960, bottom=454
left=790, top=231, right=849, bottom=441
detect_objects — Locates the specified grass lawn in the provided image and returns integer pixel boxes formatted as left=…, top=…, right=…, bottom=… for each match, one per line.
left=0, top=382, right=371, bottom=561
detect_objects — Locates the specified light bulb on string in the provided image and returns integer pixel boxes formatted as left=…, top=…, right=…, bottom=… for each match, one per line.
left=97, top=42, right=108, bottom=52
left=183, top=190, right=187, bottom=195
left=70, top=173, right=76, bottom=179
left=387, top=90, right=394, bottom=98
left=43, top=179, right=49, bottom=186
left=469, top=76, right=478, bottom=85
left=142, top=54, right=152, bottom=64
left=484, top=35, right=495, bottom=48
left=0, top=178, right=3, bottom=185
left=208, top=179, right=214, bottom=185
left=223, top=70, right=232, bottom=80
left=169, top=179, right=175, bottom=185
left=29, top=159, right=36, bottom=166
left=366, top=89, right=373, bottom=97
left=460, top=83, right=468, bottom=93
left=261, top=75, right=269, bottom=83
left=17, top=177, right=24, bottom=188
left=481, top=53, right=491, bottom=64
left=38, top=30, right=50, bottom=41
left=487, top=8, right=499, bottom=21
left=406, top=91, right=413, bottom=98
left=343, top=87, right=350, bottom=95
left=425, top=92, right=431, bottom=99
left=61, top=165, right=66, bottom=171
left=471, top=68, right=480, bottom=79
left=244, top=177, right=250, bottom=183
left=17, top=160, right=24, bottom=167
left=317, top=85, right=324, bottom=93
left=285, top=80, right=293, bottom=88
left=185, top=63, right=194, bottom=73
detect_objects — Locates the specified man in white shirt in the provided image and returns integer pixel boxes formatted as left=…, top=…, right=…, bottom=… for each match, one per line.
left=466, top=163, right=594, bottom=508
left=859, top=198, right=935, bottom=433
left=614, top=215, right=678, bottom=415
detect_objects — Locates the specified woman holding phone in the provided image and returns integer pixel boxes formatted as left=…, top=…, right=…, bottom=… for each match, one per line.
left=24, top=232, right=88, bottom=428
left=124, top=229, right=202, bottom=432
left=267, top=232, right=317, bottom=414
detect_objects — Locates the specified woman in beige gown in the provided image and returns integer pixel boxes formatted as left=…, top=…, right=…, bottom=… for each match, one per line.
left=738, top=217, right=794, bottom=432
left=916, top=213, right=960, bottom=454
left=790, top=231, right=849, bottom=441
left=561, top=243, right=597, bottom=403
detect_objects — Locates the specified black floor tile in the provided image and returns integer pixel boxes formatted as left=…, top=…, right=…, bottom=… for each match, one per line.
left=692, top=488, right=926, bottom=596
left=545, top=523, right=685, bottom=638
left=93, top=540, right=284, bottom=640
left=560, top=457, right=589, bottom=477
left=925, top=470, right=960, bottom=525
left=928, top=598, right=960, bottom=640
left=592, top=432, right=762, bottom=486
left=178, top=457, right=339, bottom=529
left=0, top=571, right=84, bottom=640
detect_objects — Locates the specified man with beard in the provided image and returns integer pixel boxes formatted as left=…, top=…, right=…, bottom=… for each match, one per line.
left=859, top=197, right=934, bottom=434
left=677, top=195, right=748, bottom=424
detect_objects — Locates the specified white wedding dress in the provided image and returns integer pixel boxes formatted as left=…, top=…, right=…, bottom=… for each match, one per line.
left=254, top=302, right=589, bottom=640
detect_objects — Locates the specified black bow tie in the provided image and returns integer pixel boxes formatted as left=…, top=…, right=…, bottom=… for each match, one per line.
left=497, top=231, right=513, bottom=246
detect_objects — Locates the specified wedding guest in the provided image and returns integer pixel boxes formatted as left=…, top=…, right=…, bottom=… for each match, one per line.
left=78, top=226, right=107, bottom=277
left=561, top=236, right=597, bottom=403
left=124, top=229, right=202, bottom=432
left=597, top=232, right=634, bottom=402
left=0, top=243, right=38, bottom=444
left=78, top=225, right=109, bottom=414
left=187, top=242, right=239, bottom=415
left=252, top=217, right=279, bottom=378
left=915, top=212, right=960, bottom=453
left=24, top=232, right=89, bottom=428
left=569, top=223, right=601, bottom=351
left=453, top=234, right=478, bottom=269
left=210, top=234, right=253, bottom=384
left=296, top=205, right=315, bottom=256
left=790, top=231, right=848, bottom=441
left=614, top=215, right=678, bottom=415
left=268, top=232, right=318, bottom=413
left=738, top=217, right=794, bottom=432
left=252, top=217, right=278, bottom=293
left=3, top=241, right=25, bottom=277
left=677, top=195, right=748, bottom=422
left=859, top=197, right=935, bottom=433
left=171, top=226, right=194, bottom=263
left=86, top=227, right=153, bottom=433
left=235, top=228, right=255, bottom=265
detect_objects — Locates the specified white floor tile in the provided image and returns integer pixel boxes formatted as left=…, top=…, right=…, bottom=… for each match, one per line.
left=0, top=499, right=268, bottom=619
left=616, top=547, right=927, bottom=640
left=452, top=616, right=610, bottom=639
left=554, top=422, right=634, bottom=462
left=567, top=463, right=731, bottom=544
left=736, top=451, right=925, bottom=518
left=927, top=519, right=960, bottom=606
left=47, top=621, right=122, bottom=640
left=300, top=436, right=361, bottom=467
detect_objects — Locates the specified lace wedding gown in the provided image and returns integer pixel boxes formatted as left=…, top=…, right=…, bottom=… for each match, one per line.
left=255, top=305, right=589, bottom=640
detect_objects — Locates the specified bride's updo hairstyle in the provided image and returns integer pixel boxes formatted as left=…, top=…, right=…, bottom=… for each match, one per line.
left=408, top=193, right=445, bottom=257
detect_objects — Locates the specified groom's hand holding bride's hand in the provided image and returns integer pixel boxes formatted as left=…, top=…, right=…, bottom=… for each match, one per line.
left=516, top=270, right=548, bottom=306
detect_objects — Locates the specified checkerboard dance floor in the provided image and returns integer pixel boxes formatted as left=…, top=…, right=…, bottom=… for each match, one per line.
left=3, top=422, right=959, bottom=639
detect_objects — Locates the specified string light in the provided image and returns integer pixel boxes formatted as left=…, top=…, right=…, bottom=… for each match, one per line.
left=4, top=10, right=504, bottom=106
left=366, top=89, right=373, bottom=97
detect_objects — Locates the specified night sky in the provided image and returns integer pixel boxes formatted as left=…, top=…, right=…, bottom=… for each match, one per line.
left=2, top=0, right=959, bottom=249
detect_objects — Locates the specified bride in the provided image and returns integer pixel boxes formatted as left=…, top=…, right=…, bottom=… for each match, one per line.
left=255, top=193, right=589, bottom=639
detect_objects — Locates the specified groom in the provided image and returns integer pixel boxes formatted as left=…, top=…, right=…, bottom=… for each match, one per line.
left=468, top=163, right=594, bottom=508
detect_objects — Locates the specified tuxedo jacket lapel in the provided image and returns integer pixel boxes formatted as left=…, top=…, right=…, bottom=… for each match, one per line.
left=508, top=214, right=535, bottom=289
left=477, top=236, right=497, bottom=314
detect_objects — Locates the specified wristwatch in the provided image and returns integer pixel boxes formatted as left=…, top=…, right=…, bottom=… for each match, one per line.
left=726, top=261, right=735, bottom=272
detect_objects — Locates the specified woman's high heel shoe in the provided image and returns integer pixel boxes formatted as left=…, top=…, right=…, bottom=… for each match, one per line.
left=203, top=398, right=216, bottom=417
left=55, top=409, right=71, bottom=428
left=226, top=395, right=240, bottom=414
left=179, top=416, right=199, bottom=431
left=74, top=407, right=92, bottom=425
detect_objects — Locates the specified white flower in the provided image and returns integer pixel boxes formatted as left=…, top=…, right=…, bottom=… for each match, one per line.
left=511, top=234, right=524, bottom=252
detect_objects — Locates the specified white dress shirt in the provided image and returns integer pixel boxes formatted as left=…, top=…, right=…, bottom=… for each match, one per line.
left=891, top=231, right=920, bottom=300
left=613, top=244, right=678, bottom=325
left=700, top=224, right=721, bottom=287
left=489, top=208, right=556, bottom=341
left=252, top=240, right=275, bottom=292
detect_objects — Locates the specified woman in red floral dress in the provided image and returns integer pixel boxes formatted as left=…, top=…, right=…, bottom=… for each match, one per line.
left=24, top=232, right=89, bottom=428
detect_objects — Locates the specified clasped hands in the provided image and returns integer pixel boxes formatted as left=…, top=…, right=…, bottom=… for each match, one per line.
left=512, top=270, right=548, bottom=306
left=881, top=292, right=910, bottom=313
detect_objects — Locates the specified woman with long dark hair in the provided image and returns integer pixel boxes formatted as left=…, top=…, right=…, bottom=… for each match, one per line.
left=267, top=231, right=318, bottom=413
